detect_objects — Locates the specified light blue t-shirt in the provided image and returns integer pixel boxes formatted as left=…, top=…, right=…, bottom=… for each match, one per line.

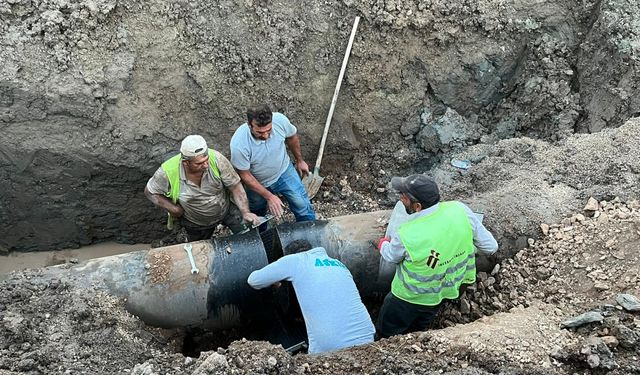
left=230, top=112, right=297, bottom=187
left=247, top=247, right=375, bottom=355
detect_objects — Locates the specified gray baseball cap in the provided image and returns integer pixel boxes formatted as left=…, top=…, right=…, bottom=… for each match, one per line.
left=391, top=174, right=440, bottom=207
left=180, top=135, right=208, bottom=157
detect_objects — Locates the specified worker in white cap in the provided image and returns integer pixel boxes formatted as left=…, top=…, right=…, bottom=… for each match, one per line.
left=145, top=135, right=260, bottom=241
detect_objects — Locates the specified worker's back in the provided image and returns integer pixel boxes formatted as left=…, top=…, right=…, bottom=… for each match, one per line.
left=292, top=247, right=374, bottom=354
left=248, top=247, right=375, bottom=354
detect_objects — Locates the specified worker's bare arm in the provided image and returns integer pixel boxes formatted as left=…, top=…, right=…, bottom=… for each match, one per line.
left=235, top=169, right=284, bottom=218
left=228, top=182, right=260, bottom=226
left=285, top=134, right=309, bottom=176
left=235, top=169, right=269, bottom=198
left=144, top=186, right=184, bottom=217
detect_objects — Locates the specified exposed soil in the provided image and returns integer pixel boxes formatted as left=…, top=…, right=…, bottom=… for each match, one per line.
left=0, top=242, right=147, bottom=275
left=2, top=0, right=640, bottom=374
left=2, top=0, right=640, bottom=252
left=2, top=197, right=639, bottom=374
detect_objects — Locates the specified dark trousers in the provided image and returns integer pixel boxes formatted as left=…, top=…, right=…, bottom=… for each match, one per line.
left=376, top=292, right=440, bottom=339
left=181, top=203, right=246, bottom=242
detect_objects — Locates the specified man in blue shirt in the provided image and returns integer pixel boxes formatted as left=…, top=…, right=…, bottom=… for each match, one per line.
left=230, top=105, right=315, bottom=222
left=248, top=240, right=375, bottom=354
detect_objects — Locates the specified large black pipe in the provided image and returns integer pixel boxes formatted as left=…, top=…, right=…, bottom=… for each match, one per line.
left=36, top=210, right=396, bottom=329
left=275, top=217, right=394, bottom=295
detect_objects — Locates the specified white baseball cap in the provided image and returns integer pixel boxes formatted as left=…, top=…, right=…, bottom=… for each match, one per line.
left=180, top=135, right=208, bottom=157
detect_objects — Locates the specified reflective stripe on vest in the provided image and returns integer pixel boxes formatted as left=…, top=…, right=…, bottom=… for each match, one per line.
left=394, top=253, right=476, bottom=294
left=391, top=201, right=475, bottom=306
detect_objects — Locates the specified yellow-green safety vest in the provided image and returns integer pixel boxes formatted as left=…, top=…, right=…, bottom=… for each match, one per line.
left=391, top=201, right=476, bottom=306
left=160, top=149, right=220, bottom=229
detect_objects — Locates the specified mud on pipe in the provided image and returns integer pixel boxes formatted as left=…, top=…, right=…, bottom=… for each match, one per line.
left=35, top=210, right=395, bottom=330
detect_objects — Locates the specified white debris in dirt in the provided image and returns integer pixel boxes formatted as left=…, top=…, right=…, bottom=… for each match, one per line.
left=584, top=197, right=600, bottom=212
left=192, top=352, right=228, bottom=374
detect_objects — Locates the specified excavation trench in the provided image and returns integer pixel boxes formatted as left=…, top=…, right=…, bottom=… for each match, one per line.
left=34, top=213, right=393, bottom=326
left=28, top=210, right=497, bottom=357
left=3, top=0, right=640, bottom=258
left=3, top=0, right=640, bottom=372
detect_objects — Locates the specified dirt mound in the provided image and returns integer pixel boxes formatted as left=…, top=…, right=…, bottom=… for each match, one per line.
left=1, top=0, right=640, bottom=372
left=2, top=0, right=640, bottom=252
left=2, top=197, right=639, bottom=374
left=0, top=275, right=181, bottom=374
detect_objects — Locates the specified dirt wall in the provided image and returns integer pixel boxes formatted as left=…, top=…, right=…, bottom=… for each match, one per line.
left=1, top=0, right=639, bottom=251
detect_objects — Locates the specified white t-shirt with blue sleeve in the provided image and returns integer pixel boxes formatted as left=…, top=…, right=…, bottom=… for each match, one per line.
left=247, top=247, right=375, bottom=354
left=230, top=112, right=297, bottom=188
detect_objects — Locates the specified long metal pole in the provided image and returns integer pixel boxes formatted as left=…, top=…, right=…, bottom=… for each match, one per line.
left=313, top=16, right=361, bottom=173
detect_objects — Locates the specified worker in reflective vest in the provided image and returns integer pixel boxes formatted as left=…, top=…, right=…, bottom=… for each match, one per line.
left=144, top=135, right=260, bottom=242
left=375, top=174, right=498, bottom=338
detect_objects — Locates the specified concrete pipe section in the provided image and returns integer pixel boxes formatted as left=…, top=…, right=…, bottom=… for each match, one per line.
left=36, top=210, right=395, bottom=330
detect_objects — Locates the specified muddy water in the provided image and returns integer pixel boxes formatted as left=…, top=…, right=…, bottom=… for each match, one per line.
left=0, top=242, right=149, bottom=275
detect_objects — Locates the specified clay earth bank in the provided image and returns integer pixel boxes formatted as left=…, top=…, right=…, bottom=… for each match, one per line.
left=1, top=0, right=640, bottom=373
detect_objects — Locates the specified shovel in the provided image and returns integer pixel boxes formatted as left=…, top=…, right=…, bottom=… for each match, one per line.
left=302, top=16, right=360, bottom=199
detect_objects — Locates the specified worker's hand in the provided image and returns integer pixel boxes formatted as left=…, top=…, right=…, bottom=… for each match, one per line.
left=266, top=194, right=285, bottom=218
left=376, top=236, right=390, bottom=252
left=242, top=212, right=261, bottom=227
left=168, top=204, right=184, bottom=218
left=295, top=160, right=310, bottom=177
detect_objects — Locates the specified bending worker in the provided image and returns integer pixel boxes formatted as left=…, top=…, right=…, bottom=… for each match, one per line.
left=248, top=240, right=374, bottom=354
left=144, top=135, right=260, bottom=242
left=376, top=174, right=498, bottom=338
left=230, top=105, right=315, bottom=221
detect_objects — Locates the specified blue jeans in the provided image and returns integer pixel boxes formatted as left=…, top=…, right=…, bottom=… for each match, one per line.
left=246, top=163, right=316, bottom=222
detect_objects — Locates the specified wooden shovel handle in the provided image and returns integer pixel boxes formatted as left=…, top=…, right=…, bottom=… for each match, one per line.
left=314, top=16, right=360, bottom=172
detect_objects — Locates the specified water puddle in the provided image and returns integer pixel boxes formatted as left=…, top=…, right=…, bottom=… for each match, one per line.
left=0, top=242, right=149, bottom=275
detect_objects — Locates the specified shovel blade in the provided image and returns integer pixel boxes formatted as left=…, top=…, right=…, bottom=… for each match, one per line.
left=302, top=172, right=324, bottom=200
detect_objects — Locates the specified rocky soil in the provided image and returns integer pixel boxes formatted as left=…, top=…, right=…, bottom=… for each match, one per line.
left=2, top=197, right=639, bottom=374
left=2, top=0, right=640, bottom=252
left=2, top=0, right=640, bottom=373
